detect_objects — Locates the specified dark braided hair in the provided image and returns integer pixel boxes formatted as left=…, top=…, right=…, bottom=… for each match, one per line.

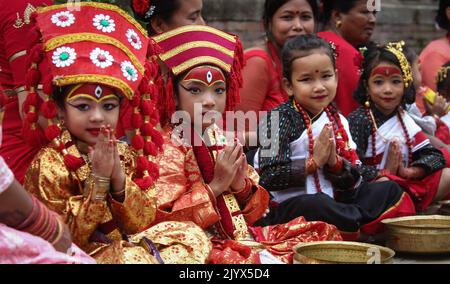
left=282, top=33, right=336, bottom=82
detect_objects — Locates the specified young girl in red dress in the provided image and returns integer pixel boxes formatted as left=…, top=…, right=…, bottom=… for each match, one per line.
left=256, top=34, right=415, bottom=240
left=348, top=42, right=450, bottom=212
left=151, top=25, right=342, bottom=264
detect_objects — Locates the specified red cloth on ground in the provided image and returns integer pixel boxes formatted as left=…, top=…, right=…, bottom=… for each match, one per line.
left=361, top=192, right=416, bottom=235
left=386, top=170, right=442, bottom=212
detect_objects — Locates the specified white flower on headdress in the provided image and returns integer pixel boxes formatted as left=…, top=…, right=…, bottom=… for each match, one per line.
left=120, top=61, right=138, bottom=81
left=51, top=11, right=75, bottom=27
left=52, top=46, right=76, bottom=68
left=90, top=48, right=114, bottom=69
left=126, top=29, right=142, bottom=50
left=93, top=14, right=115, bottom=33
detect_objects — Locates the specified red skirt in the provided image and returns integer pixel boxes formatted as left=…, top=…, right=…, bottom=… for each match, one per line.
left=385, top=170, right=442, bottom=212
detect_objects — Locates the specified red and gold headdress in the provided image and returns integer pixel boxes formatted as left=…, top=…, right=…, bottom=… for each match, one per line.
left=152, top=25, right=244, bottom=125
left=23, top=2, right=163, bottom=190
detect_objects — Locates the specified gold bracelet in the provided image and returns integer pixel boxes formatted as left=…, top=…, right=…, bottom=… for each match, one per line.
left=92, top=175, right=110, bottom=201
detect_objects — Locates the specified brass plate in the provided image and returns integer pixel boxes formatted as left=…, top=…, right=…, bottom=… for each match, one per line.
left=382, top=215, right=450, bottom=254
left=293, top=241, right=395, bottom=264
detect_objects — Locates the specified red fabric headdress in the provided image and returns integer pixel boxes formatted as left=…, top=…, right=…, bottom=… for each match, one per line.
left=152, top=25, right=244, bottom=125
left=23, top=2, right=163, bottom=190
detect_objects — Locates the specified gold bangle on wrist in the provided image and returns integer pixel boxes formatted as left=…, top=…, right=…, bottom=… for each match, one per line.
left=92, top=174, right=111, bottom=201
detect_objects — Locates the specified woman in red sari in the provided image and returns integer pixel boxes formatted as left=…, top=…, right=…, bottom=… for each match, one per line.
left=0, top=0, right=52, bottom=183
left=419, top=0, right=450, bottom=91
left=237, top=0, right=318, bottom=118
left=318, top=0, right=376, bottom=116
left=150, top=25, right=342, bottom=264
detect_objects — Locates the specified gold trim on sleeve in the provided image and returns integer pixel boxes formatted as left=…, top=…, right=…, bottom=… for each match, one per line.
left=8, top=50, right=27, bottom=63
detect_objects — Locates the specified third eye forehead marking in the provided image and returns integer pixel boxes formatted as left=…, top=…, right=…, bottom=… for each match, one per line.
left=315, top=70, right=319, bottom=73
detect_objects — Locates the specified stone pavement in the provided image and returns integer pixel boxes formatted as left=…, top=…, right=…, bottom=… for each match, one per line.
left=393, top=253, right=450, bottom=264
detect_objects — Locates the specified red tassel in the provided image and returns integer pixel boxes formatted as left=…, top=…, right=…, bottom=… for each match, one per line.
left=140, top=100, right=154, bottom=116
left=144, top=141, right=157, bottom=156
left=26, top=68, right=41, bottom=89
left=150, top=128, right=164, bottom=150
left=44, top=124, right=61, bottom=141
left=141, top=123, right=152, bottom=136
left=22, top=92, right=39, bottom=114
left=42, top=80, right=53, bottom=95
left=40, top=100, right=57, bottom=119
left=132, top=112, right=143, bottom=129
left=139, top=81, right=151, bottom=95
left=148, top=161, right=159, bottom=179
left=29, top=44, right=44, bottom=64
left=131, top=134, right=145, bottom=150
left=131, top=96, right=140, bottom=108
left=159, top=77, right=175, bottom=126
left=134, top=176, right=154, bottom=191
left=63, top=154, right=85, bottom=171
left=54, top=141, right=66, bottom=152
left=132, top=0, right=150, bottom=15
left=21, top=124, right=48, bottom=147
left=26, top=112, right=38, bottom=123
left=136, top=156, right=149, bottom=174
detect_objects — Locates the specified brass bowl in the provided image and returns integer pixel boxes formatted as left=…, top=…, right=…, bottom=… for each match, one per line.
left=382, top=215, right=450, bottom=254
left=293, top=241, right=395, bottom=264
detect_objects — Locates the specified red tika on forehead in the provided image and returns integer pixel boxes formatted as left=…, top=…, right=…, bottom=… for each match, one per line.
left=66, top=84, right=119, bottom=102
left=371, top=66, right=402, bottom=78
left=182, top=66, right=226, bottom=86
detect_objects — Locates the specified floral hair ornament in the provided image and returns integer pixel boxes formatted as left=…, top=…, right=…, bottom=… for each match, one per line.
left=23, top=2, right=164, bottom=191
left=385, top=41, right=413, bottom=88
left=152, top=25, right=244, bottom=126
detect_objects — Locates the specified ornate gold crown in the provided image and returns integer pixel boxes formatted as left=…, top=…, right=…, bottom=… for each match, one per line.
left=437, top=65, right=450, bottom=84
left=385, top=41, right=413, bottom=88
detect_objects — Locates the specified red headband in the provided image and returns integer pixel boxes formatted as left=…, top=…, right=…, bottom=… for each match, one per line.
left=181, top=66, right=226, bottom=87
left=66, top=84, right=120, bottom=103
left=370, top=66, right=402, bottom=78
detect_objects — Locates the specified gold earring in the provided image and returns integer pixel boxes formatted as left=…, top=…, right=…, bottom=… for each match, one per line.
left=365, top=99, right=371, bottom=108
left=336, top=20, right=342, bottom=29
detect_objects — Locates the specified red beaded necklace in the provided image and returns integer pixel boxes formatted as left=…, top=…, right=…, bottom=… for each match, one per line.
left=293, top=101, right=353, bottom=192
left=365, top=107, right=413, bottom=166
